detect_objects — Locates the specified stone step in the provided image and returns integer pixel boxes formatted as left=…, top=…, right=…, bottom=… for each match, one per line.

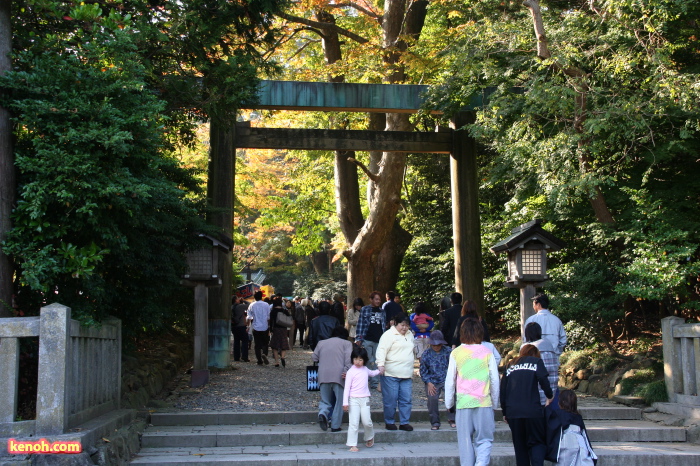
left=149, top=406, right=641, bottom=427
left=140, top=420, right=685, bottom=449
left=655, top=402, right=700, bottom=419
left=130, top=441, right=700, bottom=466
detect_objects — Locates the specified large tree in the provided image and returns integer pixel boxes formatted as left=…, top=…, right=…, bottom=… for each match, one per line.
left=273, top=0, right=429, bottom=306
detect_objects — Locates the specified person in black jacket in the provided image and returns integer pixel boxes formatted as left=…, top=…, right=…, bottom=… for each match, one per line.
left=452, top=300, right=490, bottom=345
left=309, top=301, right=340, bottom=350
left=440, top=292, right=463, bottom=347
left=547, top=389, right=597, bottom=465
left=500, top=344, right=553, bottom=466
left=331, top=294, right=346, bottom=326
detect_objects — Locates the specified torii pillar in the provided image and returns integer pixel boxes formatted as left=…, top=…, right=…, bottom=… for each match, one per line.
left=450, top=111, right=485, bottom=312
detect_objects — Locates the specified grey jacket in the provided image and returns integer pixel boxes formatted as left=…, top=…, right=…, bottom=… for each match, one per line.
left=312, top=337, right=353, bottom=386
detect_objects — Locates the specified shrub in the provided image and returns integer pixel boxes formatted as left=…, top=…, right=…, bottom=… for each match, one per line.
left=563, top=321, right=598, bottom=351
left=619, top=368, right=658, bottom=395
left=639, top=380, right=668, bottom=404
left=560, top=349, right=593, bottom=371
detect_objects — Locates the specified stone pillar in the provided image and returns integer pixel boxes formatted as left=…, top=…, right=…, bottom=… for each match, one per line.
left=0, top=338, right=19, bottom=423
left=520, top=284, right=537, bottom=342
left=449, top=111, right=484, bottom=312
left=36, top=303, right=71, bottom=435
left=661, top=316, right=684, bottom=403
left=192, top=283, right=209, bottom=387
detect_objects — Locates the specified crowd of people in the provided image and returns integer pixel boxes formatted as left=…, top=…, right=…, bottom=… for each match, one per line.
left=232, top=290, right=597, bottom=466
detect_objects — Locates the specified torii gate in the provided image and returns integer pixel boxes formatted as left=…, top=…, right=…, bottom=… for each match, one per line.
left=206, top=80, right=485, bottom=368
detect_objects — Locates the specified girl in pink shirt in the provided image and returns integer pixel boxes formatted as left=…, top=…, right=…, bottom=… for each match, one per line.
left=343, top=346, right=381, bottom=452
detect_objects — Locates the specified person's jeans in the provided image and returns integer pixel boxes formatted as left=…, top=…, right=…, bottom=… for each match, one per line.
left=318, top=383, right=344, bottom=429
left=232, top=326, right=249, bottom=361
left=425, top=382, right=455, bottom=426
left=253, top=330, right=269, bottom=363
left=380, top=375, right=412, bottom=425
left=363, top=340, right=380, bottom=389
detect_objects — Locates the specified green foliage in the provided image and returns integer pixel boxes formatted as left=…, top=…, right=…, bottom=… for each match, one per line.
left=560, top=321, right=597, bottom=351
left=590, top=353, right=620, bottom=374
left=421, top=0, right=700, bottom=338
left=1, top=28, right=207, bottom=331
left=638, top=379, right=669, bottom=404
left=397, top=233, right=454, bottom=312
left=4, top=0, right=284, bottom=333
left=560, top=350, right=593, bottom=372
left=293, top=270, right=347, bottom=301
left=547, top=257, right=626, bottom=337
left=619, top=369, right=658, bottom=396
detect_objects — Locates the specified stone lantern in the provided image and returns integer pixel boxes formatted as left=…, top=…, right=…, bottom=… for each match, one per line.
left=182, top=233, right=232, bottom=387
left=490, top=219, right=565, bottom=341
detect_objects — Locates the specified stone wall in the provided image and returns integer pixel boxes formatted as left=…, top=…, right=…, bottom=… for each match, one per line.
left=120, top=334, right=193, bottom=410
left=499, top=345, right=663, bottom=402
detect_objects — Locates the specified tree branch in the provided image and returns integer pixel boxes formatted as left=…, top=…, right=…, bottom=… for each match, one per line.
left=347, top=157, right=379, bottom=183
left=522, top=0, right=550, bottom=59
left=287, top=36, right=322, bottom=61
left=277, top=11, right=370, bottom=44
left=333, top=2, right=383, bottom=22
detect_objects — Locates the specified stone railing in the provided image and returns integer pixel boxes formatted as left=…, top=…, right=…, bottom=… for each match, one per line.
left=662, top=316, right=700, bottom=405
left=0, top=303, right=121, bottom=437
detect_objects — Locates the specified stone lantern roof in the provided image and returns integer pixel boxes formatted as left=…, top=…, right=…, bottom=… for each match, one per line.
left=490, top=219, right=566, bottom=255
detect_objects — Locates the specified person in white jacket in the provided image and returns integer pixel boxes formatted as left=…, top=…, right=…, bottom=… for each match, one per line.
left=376, top=313, right=415, bottom=431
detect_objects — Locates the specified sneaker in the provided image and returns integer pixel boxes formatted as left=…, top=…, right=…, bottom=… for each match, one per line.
left=385, top=423, right=397, bottom=431
left=399, top=424, right=413, bottom=432
left=330, top=428, right=341, bottom=432
left=261, top=354, right=269, bottom=365
left=318, top=413, right=328, bottom=431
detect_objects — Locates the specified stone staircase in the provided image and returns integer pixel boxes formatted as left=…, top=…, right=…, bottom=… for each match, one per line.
left=131, top=405, right=700, bottom=465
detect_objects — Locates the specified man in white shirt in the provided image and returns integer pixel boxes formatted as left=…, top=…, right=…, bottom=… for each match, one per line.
left=525, top=293, right=566, bottom=355
left=247, top=290, right=271, bottom=365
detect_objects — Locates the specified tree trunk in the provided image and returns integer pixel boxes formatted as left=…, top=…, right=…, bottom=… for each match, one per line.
left=373, top=220, right=412, bottom=293
left=335, top=149, right=364, bottom=243
left=0, top=0, right=14, bottom=317
left=366, top=113, right=385, bottom=204
left=311, top=250, right=329, bottom=274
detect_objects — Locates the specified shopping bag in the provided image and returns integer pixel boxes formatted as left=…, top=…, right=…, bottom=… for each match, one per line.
left=307, top=363, right=320, bottom=391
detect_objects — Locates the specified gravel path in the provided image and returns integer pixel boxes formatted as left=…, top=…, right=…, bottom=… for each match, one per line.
left=169, top=345, right=429, bottom=412
left=164, top=344, right=618, bottom=413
